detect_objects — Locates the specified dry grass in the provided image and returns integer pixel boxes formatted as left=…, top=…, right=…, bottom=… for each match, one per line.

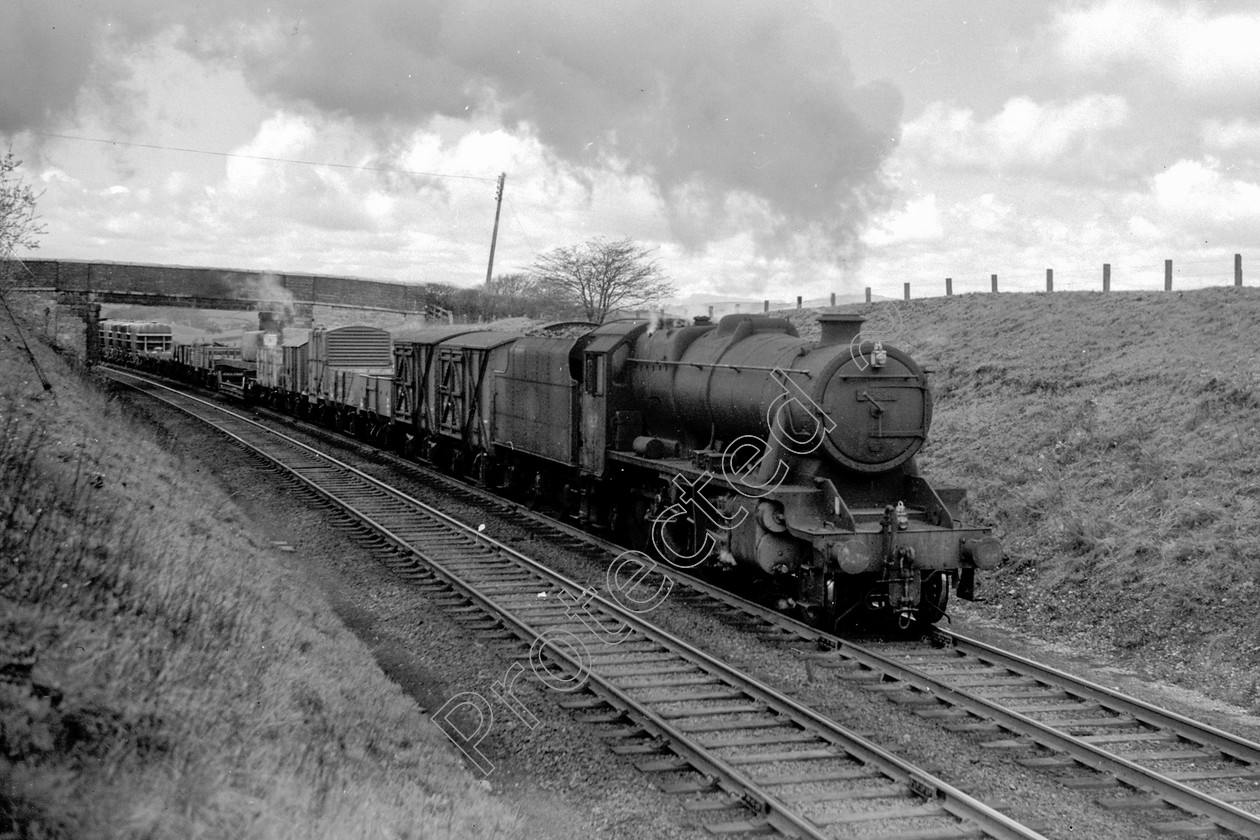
left=0, top=322, right=520, bottom=837
left=785, top=287, right=1260, bottom=707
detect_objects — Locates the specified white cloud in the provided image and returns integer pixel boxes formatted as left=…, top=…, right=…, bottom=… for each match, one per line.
left=965, top=194, right=1013, bottom=234
left=902, top=94, right=1128, bottom=175
left=1054, top=0, right=1260, bottom=103
left=1202, top=118, right=1260, bottom=153
left=1127, top=215, right=1160, bottom=240
left=864, top=194, right=943, bottom=247
left=1150, top=159, right=1260, bottom=231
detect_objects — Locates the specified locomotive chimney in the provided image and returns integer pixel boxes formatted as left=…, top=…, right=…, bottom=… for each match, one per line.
left=816, top=313, right=864, bottom=347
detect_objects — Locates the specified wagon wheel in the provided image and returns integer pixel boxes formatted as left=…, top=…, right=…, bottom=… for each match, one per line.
left=449, top=448, right=470, bottom=477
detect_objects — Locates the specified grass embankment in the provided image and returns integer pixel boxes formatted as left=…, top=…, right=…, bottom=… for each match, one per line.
left=794, top=287, right=1260, bottom=707
left=0, top=319, right=518, bottom=837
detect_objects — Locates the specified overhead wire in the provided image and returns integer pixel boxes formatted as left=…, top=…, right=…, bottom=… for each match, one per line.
left=26, top=130, right=501, bottom=183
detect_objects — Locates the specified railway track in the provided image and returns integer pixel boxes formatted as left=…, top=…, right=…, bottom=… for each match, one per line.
left=106, top=368, right=1046, bottom=839
left=108, top=367, right=1260, bottom=837
left=248, top=398, right=1260, bottom=838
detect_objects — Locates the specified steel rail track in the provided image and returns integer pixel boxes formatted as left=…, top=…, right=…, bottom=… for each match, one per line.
left=262, top=406, right=1260, bottom=837
left=494, top=498, right=1260, bottom=837
left=523, top=512, right=1260, bottom=837
left=106, top=368, right=1046, bottom=840
left=353, top=416, right=1260, bottom=837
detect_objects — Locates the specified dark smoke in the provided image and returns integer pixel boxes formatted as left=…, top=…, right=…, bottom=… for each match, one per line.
left=2, top=0, right=903, bottom=255
left=0, top=2, right=164, bottom=136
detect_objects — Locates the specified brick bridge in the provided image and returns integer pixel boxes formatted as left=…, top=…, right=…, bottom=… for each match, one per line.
left=11, top=258, right=451, bottom=360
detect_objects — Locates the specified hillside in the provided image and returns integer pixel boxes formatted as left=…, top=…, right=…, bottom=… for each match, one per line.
left=0, top=317, right=519, bottom=836
left=785, top=287, right=1260, bottom=707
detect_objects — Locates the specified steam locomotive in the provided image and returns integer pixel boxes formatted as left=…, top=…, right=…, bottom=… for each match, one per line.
left=104, top=311, right=1001, bottom=632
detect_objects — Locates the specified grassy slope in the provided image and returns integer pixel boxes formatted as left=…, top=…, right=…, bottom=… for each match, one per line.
left=790, top=287, right=1260, bottom=707
left=0, top=319, right=519, bottom=837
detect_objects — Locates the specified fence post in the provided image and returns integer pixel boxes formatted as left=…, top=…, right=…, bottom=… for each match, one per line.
left=796, top=295, right=802, bottom=309
left=763, top=299, right=769, bottom=313
left=991, top=274, right=998, bottom=293
left=865, top=287, right=871, bottom=303
left=830, top=291, right=836, bottom=307
left=1046, top=269, right=1053, bottom=292
left=1236, top=254, right=1243, bottom=286
left=903, top=282, right=911, bottom=301
left=1165, top=259, right=1172, bottom=291
left=945, top=277, right=953, bottom=296
left=1103, top=263, right=1110, bottom=292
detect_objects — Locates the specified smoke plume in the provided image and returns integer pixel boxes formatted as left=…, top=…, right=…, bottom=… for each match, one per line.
left=2, top=0, right=903, bottom=256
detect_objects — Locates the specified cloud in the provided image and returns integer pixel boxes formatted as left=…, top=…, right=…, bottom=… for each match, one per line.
left=1053, top=0, right=1260, bottom=108
left=863, top=194, right=943, bottom=247
left=1202, top=118, right=1260, bottom=153
left=0, top=3, right=100, bottom=133
left=1149, top=158, right=1260, bottom=241
left=0, top=1, right=171, bottom=136
left=902, top=94, right=1129, bottom=177
left=965, top=194, right=1014, bottom=234
left=2, top=0, right=904, bottom=261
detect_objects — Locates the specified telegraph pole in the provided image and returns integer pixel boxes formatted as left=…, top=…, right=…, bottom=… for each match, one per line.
left=484, top=172, right=506, bottom=286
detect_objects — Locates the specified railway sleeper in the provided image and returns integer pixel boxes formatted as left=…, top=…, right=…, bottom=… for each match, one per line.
left=699, top=817, right=774, bottom=836
left=680, top=796, right=749, bottom=813
left=648, top=689, right=749, bottom=704
left=1016, top=756, right=1078, bottom=769
left=1095, top=794, right=1169, bottom=811
left=653, top=772, right=717, bottom=791
left=609, top=739, right=670, bottom=756
left=697, top=732, right=817, bottom=749
left=1150, top=818, right=1225, bottom=835
left=675, top=717, right=784, bottom=734
left=660, top=704, right=771, bottom=721
left=1049, top=715, right=1140, bottom=728
left=812, top=801, right=951, bottom=828
left=597, top=726, right=650, bottom=740
left=755, top=767, right=877, bottom=786
left=723, top=748, right=845, bottom=767
left=1133, top=749, right=1217, bottom=761
left=1060, top=775, right=1121, bottom=790
left=784, top=783, right=909, bottom=804
left=980, top=738, right=1039, bottom=751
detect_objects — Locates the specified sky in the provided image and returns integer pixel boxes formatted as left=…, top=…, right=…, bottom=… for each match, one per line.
left=3, top=0, right=1260, bottom=301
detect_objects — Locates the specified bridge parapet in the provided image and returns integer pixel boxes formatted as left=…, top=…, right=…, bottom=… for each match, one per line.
left=19, top=258, right=436, bottom=314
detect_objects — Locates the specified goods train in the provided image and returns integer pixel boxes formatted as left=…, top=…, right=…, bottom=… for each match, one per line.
left=100, top=313, right=1002, bottom=632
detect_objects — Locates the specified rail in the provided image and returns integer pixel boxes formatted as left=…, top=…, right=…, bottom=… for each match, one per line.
left=105, top=366, right=1047, bottom=840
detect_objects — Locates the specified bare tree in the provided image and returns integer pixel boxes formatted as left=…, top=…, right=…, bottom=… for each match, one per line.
left=485, top=272, right=540, bottom=298
left=530, top=237, right=674, bottom=323
left=0, top=151, right=46, bottom=288
left=0, top=152, right=50, bottom=390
